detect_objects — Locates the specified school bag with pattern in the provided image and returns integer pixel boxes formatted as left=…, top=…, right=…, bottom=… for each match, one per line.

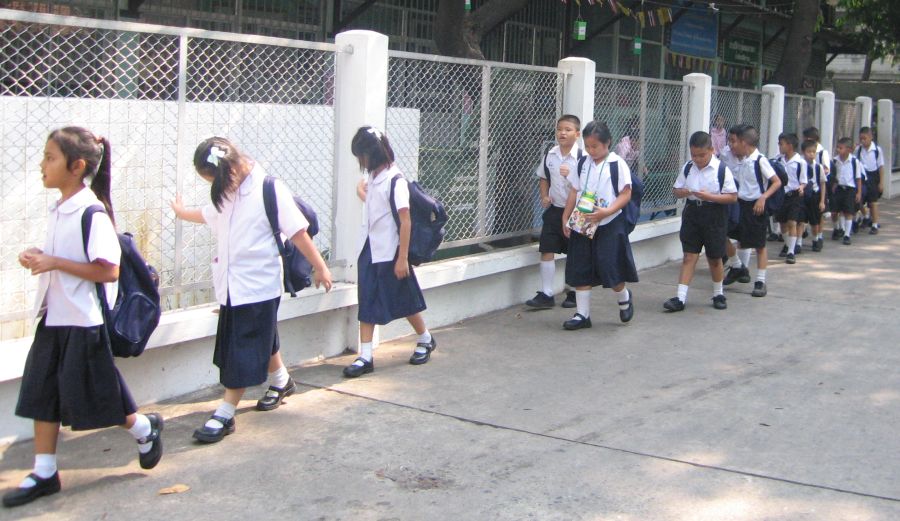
left=389, top=174, right=448, bottom=265
left=754, top=157, right=788, bottom=215
left=82, top=206, right=161, bottom=358
left=262, top=176, right=320, bottom=297
left=576, top=155, right=644, bottom=234
left=682, top=160, right=739, bottom=226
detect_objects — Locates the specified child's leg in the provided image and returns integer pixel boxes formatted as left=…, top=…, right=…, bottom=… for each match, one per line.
left=612, top=282, right=633, bottom=322
left=675, top=253, right=699, bottom=304
left=540, top=252, right=555, bottom=296
left=709, top=257, right=725, bottom=303
left=8, top=421, right=60, bottom=496
left=870, top=201, right=879, bottom=227
left=407, top=312, right=435, bottom=364
left=575, top=285, right=591, bottom=318
left=755, top=247, right=768, bottom=284
left=784, top=220, right=798, bottom=253
left=354, top=322, right=376, bottom=362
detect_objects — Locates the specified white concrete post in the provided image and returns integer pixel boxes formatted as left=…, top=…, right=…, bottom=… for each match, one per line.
left=683, top=73, right=711, bottom=134
left=877, top=99, right=895, bottom=199
left=761, top=84, right=785, bottom=157
left=856, top=96, right=873, bottom=130
left=816, top=90, right=835, bottom=152
left=558, top=57, right=596, bottom=127
left=333, top=30, right=389, bottom=282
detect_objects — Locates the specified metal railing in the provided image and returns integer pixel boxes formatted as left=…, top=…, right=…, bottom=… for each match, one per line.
left=834, top=99, right=862, bottom=150
left=594, top=72, right=691, bottom=219
left=783, top=94, right=817, bottom=137
left=711, top=85, right=769, bottom=155
left=386, top=51, right=565, bottom=249
left=0, top=9, right=338, bottom=339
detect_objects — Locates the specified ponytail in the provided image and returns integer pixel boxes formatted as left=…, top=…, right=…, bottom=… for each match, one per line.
left=90, top=136, right=115, bottom=224
left=192, top=137, right=248, bottom=212
left=47, top=127, right=115, bottom=224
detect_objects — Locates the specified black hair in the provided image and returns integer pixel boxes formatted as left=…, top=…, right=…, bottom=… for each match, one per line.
left=801, top=139, right=818, bottom=152
left=47, top=127, right=114, bottom=224
left=837, top=137, right=854, bottom=148
left=557, top=114, right=581, bottom=130
left=689, top=131, right=713, bottom=149
left=351, top=126, right=395, bottom=172
left=802, top=126, right=820, bottom=141
left=728, top=123, right=748, bottom=137
left=193, top=137, right=251, bottom=212
left=736, top=125, right=759, bottom=147
left=778, top=133, right=799, bottom=152
left=859, top=126, right=872, bottom=136
left=582, top=121, right=612, bottom=145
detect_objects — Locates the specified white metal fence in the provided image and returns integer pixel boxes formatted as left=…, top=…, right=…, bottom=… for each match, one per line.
left=710, top=86, right=769, bottom=155
left=834, top=99, right=862, bottom=150
left=783, top=94, right=817, bottom=137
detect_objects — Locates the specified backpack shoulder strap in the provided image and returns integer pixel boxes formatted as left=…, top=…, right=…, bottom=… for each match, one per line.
left=717, top=161, right=726, bottom=192
left=610, top=160, right=620, bottom=197
left=262, top=176, right=287, bottom=257
left=388, top=173, right=403, bottom=229
left=543, top=148, right=551, bottom=187
left=682, top=161, right=692, bottom=180
left=80, top=204, right=111, bottom=321
left=754, top=156, right=766, bottom=191
left=874, top=144, right=880, bottom=161
left=855, top=146, right=863, bottom=161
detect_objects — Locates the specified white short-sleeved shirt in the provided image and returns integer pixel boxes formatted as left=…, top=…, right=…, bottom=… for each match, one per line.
left=805, top=161, right=825, bottom=192
left=815, top=144, right=831, bottom=173
left=673, top=156, right=737, bottom=201
left=780, top=153, right=808, bottom=192
left=569, top=151, right=631, bottom=227
left=33, top=186, right=120, bottom=327
left=834, top=155, right=863, bottom=187
left=201, top=165, right=309, bottom=306
left=363, top=165, right=410, bottom=263
left=733, top=149, right=776, bottom=201
left=536, top=145, right=580, bottom=208
left=855, top=143, right=884, bottom=172
left=718, top=145, right=742, bottom=174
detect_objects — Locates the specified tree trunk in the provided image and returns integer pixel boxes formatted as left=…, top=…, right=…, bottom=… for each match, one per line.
left=771, top=0, right=820, bottom=93
left=862, top=53, right=873, bottom=81
left=434, top=0, right=531, bottom=59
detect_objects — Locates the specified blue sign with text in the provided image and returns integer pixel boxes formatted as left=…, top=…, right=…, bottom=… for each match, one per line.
left=669, top=9, right=718, bottom=58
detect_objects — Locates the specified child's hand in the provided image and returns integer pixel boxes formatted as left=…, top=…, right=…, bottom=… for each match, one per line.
left=314, top=265, right=333, bottom=292
left=356, top=178, right=368, bottom=202
left=692, top=189, right=709, bottom=201
left=798, top=185, right=805, bottom=196
left=586, top=207, right=610, bottom=223
left=819, top=202, right=825, bottom=212
left=394, top=257, right=410, bottom=280
left=855, top=192, right=861, bottom=204
left=540, top=195, right=551, bottom=208
left=26, top=252, right=57, bottom=275
left=753, top=197, right=766, bottom=216
left=559, top=164, right=570, bottom=178
left=18, top=248, right=41, bottom=269
left=170, top=194, right=186, bottom=218
left=562, top=219, right=571, bottom=238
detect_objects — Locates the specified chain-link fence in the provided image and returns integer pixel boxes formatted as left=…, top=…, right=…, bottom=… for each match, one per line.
left=834, top=100, right=861, bottom=150
left=386, top=51, right=563, bottom=248
left=0, top=10, right=337, bottom=340
left=594, top=73, right=691, bottom=219
left=783, top=94, right=817, bottom=137
left=710, top=86, right=768, bottom=155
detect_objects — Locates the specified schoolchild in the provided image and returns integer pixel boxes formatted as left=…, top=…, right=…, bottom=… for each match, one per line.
left=800, top=139, right=827, bottom=252
left=831, top=137, right=864, bottom=245
left=561, top=121, right=638, bottom=330
left=722, top=125, right=782, bottom=297
left=774, top=133, right=807, bottom=264
left=526, top=114, right=582, bottom=309
left=801, top=127, right=832, bottom=242
left=855, top=127, right=884, bottom=234
left=4, top=127, right=163, bottom=508
left=720, top=125, right=751, bottom=285
left=171, top=137, right=333, bottom=442
left=344, top=126, right=436, bottom=377
left=663, top=131, right=738, bottom=312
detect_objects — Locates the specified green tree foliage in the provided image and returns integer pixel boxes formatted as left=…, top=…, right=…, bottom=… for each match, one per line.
left=837, top=0, right=900, bottom=63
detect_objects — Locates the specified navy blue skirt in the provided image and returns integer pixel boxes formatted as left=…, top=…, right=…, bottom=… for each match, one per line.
left=214, top=296, right=280, bottom=389
left=16, top=318, right=137, bottom=431
left=565, top=213, right=639, bottom=288
left=358, top=241, right=427, bottom=325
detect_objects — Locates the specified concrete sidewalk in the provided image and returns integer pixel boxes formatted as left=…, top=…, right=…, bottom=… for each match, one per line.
left=2, top=200, right=900, bottom=520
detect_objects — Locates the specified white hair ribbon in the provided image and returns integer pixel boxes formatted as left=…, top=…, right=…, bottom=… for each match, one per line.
left=207, top=145, right=226, bottom=167
left=366, top=127, right=384, bottom=140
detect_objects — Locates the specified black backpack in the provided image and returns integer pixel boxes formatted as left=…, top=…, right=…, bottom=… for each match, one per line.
left=389, top=174, right=448, bottom=265
left=682, top=160, right=739, bottom=226
left=576, top=155, right=644, bottom=233
left=262, top=176, right=319, bottom=297
left=754, top=156, right=788, bottom=215
left=82, top=206, right=161, bottom=358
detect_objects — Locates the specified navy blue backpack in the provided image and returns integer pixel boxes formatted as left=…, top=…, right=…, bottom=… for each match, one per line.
left=754, top=157, right=788, bottom=215
left=262, top=176, right=319, bottom=297
left=82, top=206, right=161, bottom=358
left=576, top=156, right=644, bottom=233
left=389, top=174, right=448, bottom=265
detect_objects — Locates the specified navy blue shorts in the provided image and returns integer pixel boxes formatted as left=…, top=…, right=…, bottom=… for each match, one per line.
left=865, top=171, right=881, bottom=204
left=539, top=205, right=568, bottom=254
left=358, top=241, right=427, bottom=325
left=565, top=213, right=638, bottom=288
left=680, top=202, right=728, bottom=259
left=215, top=296, right=280, bottom=389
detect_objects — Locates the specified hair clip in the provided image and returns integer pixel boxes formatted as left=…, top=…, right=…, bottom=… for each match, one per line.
left=366, top=127, right=384, bottom=140
left=207, top=145, right=226, bottom=167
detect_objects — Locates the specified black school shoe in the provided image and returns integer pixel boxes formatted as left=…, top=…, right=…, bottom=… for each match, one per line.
left=138, top=413, right=164, bottom=470
left=843, top=236, right=852, bottom=245
left=193, top=415, right=235, bottom=444
left=751, top=281, right=767, bottom=297
left=342, top=358, right=374, bottom=378
left=563, top=313, right=592, bottom=330
left=723, top=266, right=750, bottom=286
left=663, top=297, right=685, bottom=312
left=256, top=377, right=297, bottom=411
left=869, top=226, right=879, bottom=235
left=409, top=335, right=437, bottom=365
left=785, top=253, right=796, bottom=264
left=832, top=228, right=842, bottom=240
left=767, top=232, right=779, bottom=242
left=525, top=291, right=555, bottom=309
left=2, top=473, right=61, bottom=508
left=711, top=295, right=727, bottom=310
left=812, top=239, right=823, bottom=252
left=778, top=245, right=788, bottom=257
left=795, top=244, right=802, bottom=254
left=619, top=292, right=634, bottom=323
left=561, top=290, right=577, bottom=308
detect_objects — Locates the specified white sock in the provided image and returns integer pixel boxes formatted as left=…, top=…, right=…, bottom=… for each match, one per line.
left=676, top=284, right=688, bottom=303
left=713, top=281, right=724, bottom=297
left=842, top=217, right=852, bottom=237
left=575, top=289, right=591, bottom=318
left=771, top=221, right=781, bottom=234
left=797, top=236, right=804, bottom=248
left=355, top=342, right=374, bottom=365
left=787, top=236, right=797, bottom=254
left=205, top=402, right=236, bottom=430
left=415, top=330, right=432, bottom=354
left=757, top=269, right=767, bottom=283
left=268, top=366, right=290, bottom=389
left=20, top=454, right=57, bottom=488
left=872, top=223, right=879, bottom=229
left=539, top=260, right=555, bottom=297
left=816, top=232, right=823, bottom=240
left=738, top=249, right=752, bottom=269
left=729, top=254, right=741, bottom=269
left=615, top=288, right=630, bottom=310
left=128, top=413, right=153, bottom=454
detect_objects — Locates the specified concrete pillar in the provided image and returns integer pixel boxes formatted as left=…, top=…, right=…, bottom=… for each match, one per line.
left=816, top=90, right=835, bottom=152
left=877, top=99, right=895, bottom=199
left=683, top=73, right=711, bottom=134
left=856, top=96, right=873, bottom=129
left=558, top=57, right=596, bottom=127
left=761, top=84, right=785, bottom=157
left=333, top=30, right=389, bottom=282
